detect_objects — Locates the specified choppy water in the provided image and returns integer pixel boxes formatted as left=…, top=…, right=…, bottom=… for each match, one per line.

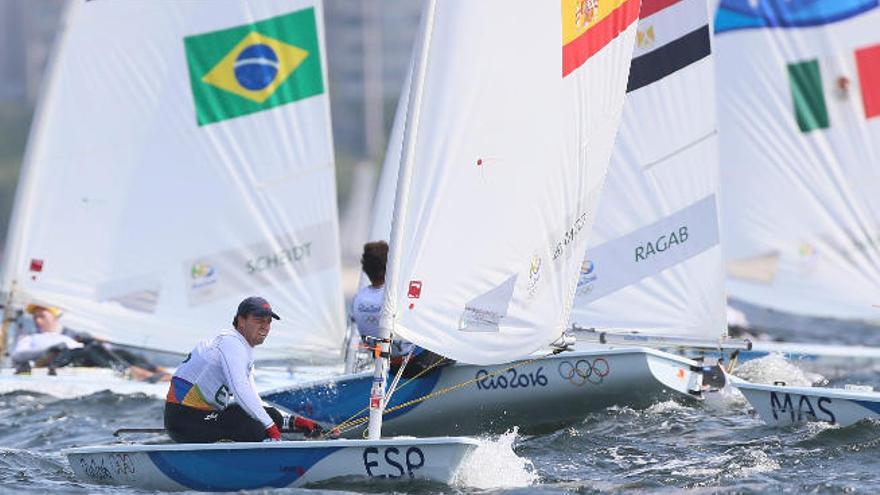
left=2, top=311, right=879, bottom=494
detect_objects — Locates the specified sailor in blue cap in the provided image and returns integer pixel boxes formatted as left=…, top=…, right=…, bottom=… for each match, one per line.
left=164, top=296, right=325, bottom=442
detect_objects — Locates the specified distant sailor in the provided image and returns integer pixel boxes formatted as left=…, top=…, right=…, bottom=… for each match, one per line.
left=11, top=305, right=83, bottom=374
left=164, top=296, right=324, bottom=443
left=11, top=304, right=169, bottom=381
left=351, top=241, right=451, bottom=378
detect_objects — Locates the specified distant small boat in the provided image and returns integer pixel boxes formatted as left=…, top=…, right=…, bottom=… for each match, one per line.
left=0, top=0, right=348, bottom=383
left=0, top=367, right=167, bottom=398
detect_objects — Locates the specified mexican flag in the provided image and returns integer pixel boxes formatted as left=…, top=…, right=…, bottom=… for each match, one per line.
left=788, top=43, right=880, bottom=132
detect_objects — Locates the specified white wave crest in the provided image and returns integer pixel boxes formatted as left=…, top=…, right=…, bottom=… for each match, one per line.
left=733, top=354, right=825, bottom=387
left=454, top=428, right=538, bottom=489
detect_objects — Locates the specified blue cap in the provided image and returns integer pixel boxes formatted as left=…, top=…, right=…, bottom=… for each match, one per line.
left=236, top=296, right=280, bottom=320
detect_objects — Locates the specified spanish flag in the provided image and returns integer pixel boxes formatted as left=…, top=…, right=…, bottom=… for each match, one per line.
left=562, top=0, right=641, bottom=77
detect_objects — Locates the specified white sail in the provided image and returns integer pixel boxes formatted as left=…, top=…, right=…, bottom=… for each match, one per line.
left=715, top=0, right=880, bottom=322
left=570, top=0, right=726, bottom=339
left=0, top=0, right=345, bottom=361
left=382, top=0, right=640, bottom=365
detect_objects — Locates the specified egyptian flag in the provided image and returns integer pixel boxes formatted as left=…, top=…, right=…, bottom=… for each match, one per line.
left=626, top=0, right=712, bottom=92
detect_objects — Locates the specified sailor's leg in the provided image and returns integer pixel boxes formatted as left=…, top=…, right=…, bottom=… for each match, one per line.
left=163, top=403, right=230, bottom=443
left=210, top=404, right=270, bottom=442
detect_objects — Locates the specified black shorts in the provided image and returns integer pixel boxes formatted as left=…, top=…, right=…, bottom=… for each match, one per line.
left=164, top=402, right=283, bottom=443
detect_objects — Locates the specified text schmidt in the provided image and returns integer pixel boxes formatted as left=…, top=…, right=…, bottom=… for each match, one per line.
left=246, top=242, right=312, bottom=274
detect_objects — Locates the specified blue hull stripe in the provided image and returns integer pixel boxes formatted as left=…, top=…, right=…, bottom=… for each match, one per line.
left=148, top=446, right=342, bottom=491
left=854, top=399, right=880, bottom=415
left=715, top=0, right=878, bottom=34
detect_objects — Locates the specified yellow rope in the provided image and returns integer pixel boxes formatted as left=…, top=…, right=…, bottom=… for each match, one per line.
left=324, top=351, right=555, bottom=438
left=327, top=355, right=450, bottom=436
left=726, top=349, right=740, bottom=374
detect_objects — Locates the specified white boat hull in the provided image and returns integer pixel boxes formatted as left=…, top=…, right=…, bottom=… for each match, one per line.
left=733, top=380, right=880, bottom=427
left=66, top=437, right=478, bottom=491
left=0, top=365, right=331, bottom=399
left=263, top=347, right=703, bottom=437
left=0, top=367, right=168, bottom=398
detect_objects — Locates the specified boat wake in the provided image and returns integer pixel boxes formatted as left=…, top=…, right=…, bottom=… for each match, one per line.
left=733, top=354, right=825, bottom=387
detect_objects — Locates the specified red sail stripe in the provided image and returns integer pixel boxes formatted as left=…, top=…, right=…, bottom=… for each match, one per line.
left=640, top=0, right=687, bottom=19
left=856, top=43, right=880, bottom=118
left=562, top=0, right=641, bottom=77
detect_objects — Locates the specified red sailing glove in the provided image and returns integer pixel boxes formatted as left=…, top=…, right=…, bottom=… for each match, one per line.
left=264, top=423, right=282, bottom=441
left=293, top=416, right=324, bottom=439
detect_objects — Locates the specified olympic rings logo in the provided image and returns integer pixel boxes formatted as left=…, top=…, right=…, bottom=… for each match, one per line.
left=557, top=358, right=610, bottom=386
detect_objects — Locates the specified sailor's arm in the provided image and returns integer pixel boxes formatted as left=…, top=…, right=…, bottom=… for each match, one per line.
left=11, top=336, right=43, bottom=363
left=216, top=337, right=278, bottom=438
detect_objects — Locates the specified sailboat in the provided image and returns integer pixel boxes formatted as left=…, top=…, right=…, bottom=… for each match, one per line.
left=569, top=0, right=737, bottom=355
left=714, top=0, right=880, bottom=358
left=712, top=0, right=880, bottom=421
left=66, top=0, right=639, bottom=490
left=0, top=0, right=347, bottom=397
left=260, top=0, right=731, bottom=438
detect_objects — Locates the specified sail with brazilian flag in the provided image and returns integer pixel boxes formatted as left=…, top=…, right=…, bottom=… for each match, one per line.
left=184, top=8, right=325, bottom=125
left=715, top=0, right=880, bottom=323
left=0, top=0, right=345, bottom=362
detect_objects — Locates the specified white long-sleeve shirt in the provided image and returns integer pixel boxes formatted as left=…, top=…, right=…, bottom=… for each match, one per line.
left=11, top=331, right=83, bottom=363
left=169, top=330, right=273, bottom=428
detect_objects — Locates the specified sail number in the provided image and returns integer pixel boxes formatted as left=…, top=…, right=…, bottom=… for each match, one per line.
left=78, top=453, right=136, bottom=482
left=475, top=366, right=548, bottom=391
left=770, top=391, right=836, bottom=424
left=363, top=446, right=425, bottom=479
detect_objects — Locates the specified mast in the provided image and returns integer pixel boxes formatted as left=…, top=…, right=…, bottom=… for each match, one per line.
left=368, top=0, right=437, bottom=440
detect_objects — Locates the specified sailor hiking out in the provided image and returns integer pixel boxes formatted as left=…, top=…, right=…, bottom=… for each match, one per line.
left=164, top=296, right=324, bottom=443
left=11, top=304, right=169, bottom=381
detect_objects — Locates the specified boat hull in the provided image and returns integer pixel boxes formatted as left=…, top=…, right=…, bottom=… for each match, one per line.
left=0, top=365, right=330, bottom=399
left=733, top=380, right=880, bottom=427
left=263, top=347, right=703, bottom=437
left=0, top=367, right=168, bottom=398
left=66, top=437, right=478, bottom=491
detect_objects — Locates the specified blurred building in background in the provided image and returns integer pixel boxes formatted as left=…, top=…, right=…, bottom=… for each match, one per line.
left=0, top=0, right=66, bottom=105
left=325, top=0, right=419, bottom=161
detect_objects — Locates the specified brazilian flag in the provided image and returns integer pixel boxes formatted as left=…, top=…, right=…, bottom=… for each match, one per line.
left=184, top=8, right=325, bottom=126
